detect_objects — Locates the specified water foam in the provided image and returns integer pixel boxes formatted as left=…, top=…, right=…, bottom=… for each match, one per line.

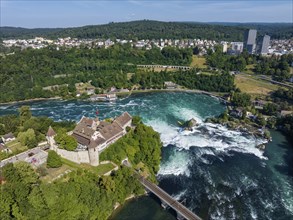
left=157, top=148, right=190, bottom=176
left=148, top=107, right=268, bottom=180
left=170, top=105, right=204, bottom=124
left=0, top=106, right=10, bottom=110
left=147, top=118, right=267, bottom=160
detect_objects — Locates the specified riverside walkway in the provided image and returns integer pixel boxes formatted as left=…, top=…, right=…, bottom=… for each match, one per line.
left=138, top=175, right=202, bottom=220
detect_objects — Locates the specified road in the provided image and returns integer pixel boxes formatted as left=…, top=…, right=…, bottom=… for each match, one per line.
left=239, top=72, right=293, bottom=89
left=258, top=75, right=293, bottom=88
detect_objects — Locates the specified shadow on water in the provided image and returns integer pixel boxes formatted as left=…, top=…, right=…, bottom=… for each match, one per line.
left=109, top=195, right=177, bottom=220
left=274, top=141, right=293, bottom=177
left=264, top=131, right=293, bottom=177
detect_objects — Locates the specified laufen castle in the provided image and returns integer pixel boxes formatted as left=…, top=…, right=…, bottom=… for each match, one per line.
left=46, top=112, right=132, bottom=166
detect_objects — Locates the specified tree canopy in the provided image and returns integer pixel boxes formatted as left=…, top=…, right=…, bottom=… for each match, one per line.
left=1, top=20, right=292, bottom=40
left=100, top=122, right=162, bottom=179
left=231, top=92, right=251, bottom=107
left=47, top=150, right=62, bottom=168
left=0, top=162, right=144, bottom=219
left=55, top=132, right=77, bottom=151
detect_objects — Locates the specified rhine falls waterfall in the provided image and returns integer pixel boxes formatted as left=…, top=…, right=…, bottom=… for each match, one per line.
left=1, top=92, right=292, bottom=220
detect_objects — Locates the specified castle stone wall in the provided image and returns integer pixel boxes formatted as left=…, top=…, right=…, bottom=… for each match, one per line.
left=56, top=148, right=90, bottom=164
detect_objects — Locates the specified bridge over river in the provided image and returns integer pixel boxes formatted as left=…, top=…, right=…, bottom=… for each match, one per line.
left=137, top=175, right=202, bottom=220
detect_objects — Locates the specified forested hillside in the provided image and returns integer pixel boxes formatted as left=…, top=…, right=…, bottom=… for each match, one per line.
left=0, top=44, right=235, bottom=103
left=1, top=20, right=292, bottom=40
left=206, top=22, right=293, bottom=39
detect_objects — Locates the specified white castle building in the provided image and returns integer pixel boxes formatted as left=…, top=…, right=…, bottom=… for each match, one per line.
left=46, top=112, right=132, bottom=166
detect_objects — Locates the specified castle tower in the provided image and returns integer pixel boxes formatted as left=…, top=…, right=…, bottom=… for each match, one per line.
left=46, top=126, right=57, bottom=150
left=88, top=140, right=99, bottom=166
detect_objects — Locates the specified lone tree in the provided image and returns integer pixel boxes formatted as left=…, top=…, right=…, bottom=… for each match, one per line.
left=47, top=150, right=62, bottom=168
left=55, top=133, right=77, bottom=151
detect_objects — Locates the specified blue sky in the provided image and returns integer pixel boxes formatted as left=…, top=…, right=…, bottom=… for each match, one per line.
left=1, top=0, right=292, bottom=28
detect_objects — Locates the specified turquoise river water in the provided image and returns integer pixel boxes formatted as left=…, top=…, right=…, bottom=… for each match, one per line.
left=0, top=92, right=292, bottom=220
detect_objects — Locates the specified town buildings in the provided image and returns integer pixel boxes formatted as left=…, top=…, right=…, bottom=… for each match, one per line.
left=1, top=33, right=292, bottom=56
left=260, top=35, right=271, bottom=55
left=244, top=29, right=257, bottom=54
left=229, top=42, right=244, bottom=54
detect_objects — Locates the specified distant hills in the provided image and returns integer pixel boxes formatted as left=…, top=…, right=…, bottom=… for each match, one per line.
left=0, top=20, right=292, bottom=41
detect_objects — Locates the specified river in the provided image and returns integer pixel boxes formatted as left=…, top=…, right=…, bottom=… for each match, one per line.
left=0, top=92, right=292, bottom=219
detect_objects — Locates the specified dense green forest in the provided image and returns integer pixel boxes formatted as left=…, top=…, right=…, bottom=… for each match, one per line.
left=273, top=88, right=293, bottom=102
left=100, top=118, right=162, bottom=180
left=0, top=162, right=145, bottom=219
left=1, top=20, right=292, bottom=40
left=0, top=44, right=235, bottom=103
left=206, top=46, right=293, bottom=82
left=206, top=22, right=293, bottom=39
left=254, top=54, right=293, bottom=81
left=206, top=45, right=252, bottom=71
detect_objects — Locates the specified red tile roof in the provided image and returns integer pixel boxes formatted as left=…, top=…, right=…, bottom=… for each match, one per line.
left=46, top=126, right=56, bottom=137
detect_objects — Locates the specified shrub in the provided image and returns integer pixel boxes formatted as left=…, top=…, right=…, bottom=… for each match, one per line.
left=47, top=150, right=62, bottom=168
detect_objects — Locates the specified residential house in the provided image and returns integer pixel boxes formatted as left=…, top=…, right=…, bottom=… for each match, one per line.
left=252, top=100, right=265, bottom=110
left=280, top=110, right=293, bottom=117
left=230, top=107, right=244, bottom=118
left=2, top=132, right=16, bottom=144
left=86, top=86, right=96, bottom=95
left=164, top=81, right=178, bottom=89
left=90, top=93, right=117, bottom=102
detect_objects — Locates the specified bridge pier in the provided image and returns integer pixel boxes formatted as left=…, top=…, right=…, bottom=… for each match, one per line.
left=161, top=201, right=169, bottom=209
left=176, top=212, right=185, bottom=220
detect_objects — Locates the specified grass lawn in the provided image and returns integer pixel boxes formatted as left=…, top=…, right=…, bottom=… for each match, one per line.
left=41, top=164, right=73, bottom=183
left=190, top=55, right=207, bottom=68
left=6, top=140, right=28, bottom=153
left=61, top=157, right=116, bottom=176
left=244, top=64, right=255, bottom=74
left=235, top=74, right=280, bottom=95
left=127, top=72, right=134, bottom=80
left=93, top=163, right=115, bottom=175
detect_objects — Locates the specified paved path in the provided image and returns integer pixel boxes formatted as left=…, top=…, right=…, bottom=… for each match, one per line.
left=258, top=75, right=293, bottom=88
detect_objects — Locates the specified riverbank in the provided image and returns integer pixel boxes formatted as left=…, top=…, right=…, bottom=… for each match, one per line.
left=109, top=193, right=146, bottom=219
left=0, top=96, right=62, bottom=105
left=109, top=194, right=177, bottom=220
left=116, top=88, right=228, bottom=103
left=0, top=89, right=227, bottom=106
